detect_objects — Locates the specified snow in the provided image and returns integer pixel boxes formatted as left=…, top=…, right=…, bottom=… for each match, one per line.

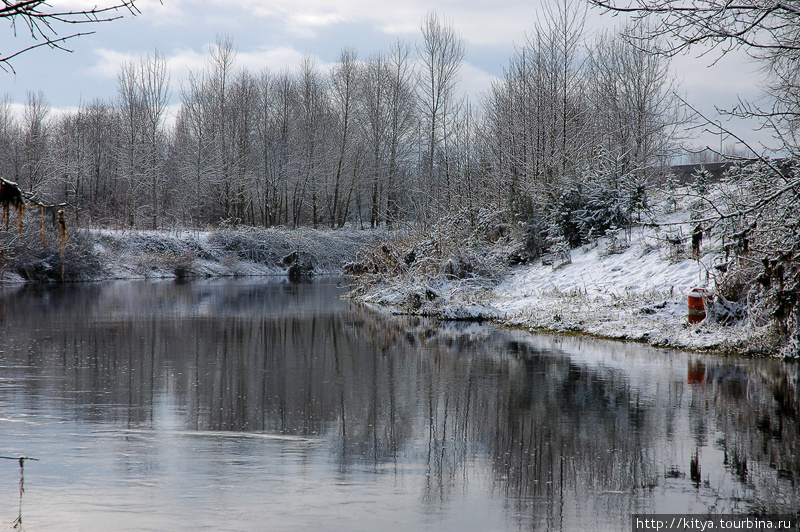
left=491, top=225, right=733, bottom=351
left=1, top=226, right=381, bottom=283
left=349, top=187, right=772, bottom=355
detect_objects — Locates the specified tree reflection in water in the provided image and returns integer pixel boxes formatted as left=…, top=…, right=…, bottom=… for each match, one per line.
left=0, top=280, right=797, bottom=530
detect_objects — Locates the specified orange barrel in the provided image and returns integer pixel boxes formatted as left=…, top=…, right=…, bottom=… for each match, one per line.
left=687, top=288, right=712, bottom=324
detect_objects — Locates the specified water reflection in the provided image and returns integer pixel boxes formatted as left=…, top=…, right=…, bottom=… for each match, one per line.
left=0, top=280, right=797, bottom=531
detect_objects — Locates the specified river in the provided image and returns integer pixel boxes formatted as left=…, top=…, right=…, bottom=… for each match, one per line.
left=0, top=279, right=797, bottom=531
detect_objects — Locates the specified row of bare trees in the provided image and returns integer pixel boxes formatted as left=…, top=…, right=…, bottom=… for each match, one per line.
left=0, top=7, right=684, bottom=232
left=481, top=1, right=684, bottom=248
left=171, top=35, right=421, bottom=229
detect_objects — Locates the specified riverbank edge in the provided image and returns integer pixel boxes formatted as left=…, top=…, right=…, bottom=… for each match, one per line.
left=342, top=223, right=786, bottom=358
left=349, top=283, right=774, bottom=359
left=0, top=226, right=383, bottom=284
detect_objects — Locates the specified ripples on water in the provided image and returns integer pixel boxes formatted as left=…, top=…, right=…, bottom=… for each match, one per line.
left=0, top=280, right=797, bottom=531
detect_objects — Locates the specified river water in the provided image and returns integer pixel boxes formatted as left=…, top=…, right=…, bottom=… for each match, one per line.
left=0, top=279, right=797, bottom=531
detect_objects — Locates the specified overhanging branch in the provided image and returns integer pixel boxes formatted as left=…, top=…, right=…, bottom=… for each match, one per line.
left=0, top=1, right=143, bottom=70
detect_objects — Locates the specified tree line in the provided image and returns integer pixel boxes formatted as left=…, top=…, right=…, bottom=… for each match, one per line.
left=0, top=4, right=684, bottom=236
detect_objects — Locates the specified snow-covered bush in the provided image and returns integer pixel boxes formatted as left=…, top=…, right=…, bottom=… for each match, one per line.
left=550, top=156, right=649, bottom=250
left=553, top=185, right=587, bottom=248
left=545, top=227, right=572, bottom=268
left=345, top=208, right=516, bottom=310
left=600, top=225, right=629, bottom=256
left=207, top=229, right=280, bottom=264
left=205, top=227, right=379, bottom=273
left=705, top=295, right=747, bottom=326
left=508, top=194, right=548, bottom=262
left=663, top=232, right=687, bottom=263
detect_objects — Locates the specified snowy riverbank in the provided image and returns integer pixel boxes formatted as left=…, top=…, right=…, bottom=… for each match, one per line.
left=355, top=231, right=750, bottom=354
left=0, top=226, right=381, bottom=283
left=491, top=231, right=750, bottom=353
left=348, top=189, right=780, bottom=357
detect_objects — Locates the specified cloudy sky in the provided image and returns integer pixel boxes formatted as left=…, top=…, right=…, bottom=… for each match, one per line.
left=2, top=0, right=768, bottom=150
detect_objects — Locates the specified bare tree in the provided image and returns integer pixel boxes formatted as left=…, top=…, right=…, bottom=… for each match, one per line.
left=479, top=4, right=691, bottom=252
left=544, top=0, right=589, bottom=181
left=385, top=40, right=417, bottom=226
left=1, top=1, right=142, bottom=72
left=481, top=2, right=591, bottom=227
left=117, top=53, right=169, bottom=229
left=117, top=60, right=145, bottom=227
left=589, top=0, right=800, bottom=59
left=588, top=0, right=800, bottom=149
left=139, top=50, right=170, bottom=228
left=207, top=35, right=238, bottom=221
left=0, top=94, right=20, bottom=182
left=417, top=10, right=465, bottom=220
left=254, top=68, right=278, bottom=226
left=263, top=69, right=297, bottom=226
left=116, top=51, right=170, bottom=229
left=229, top=69, right=258, bottom=224
left=49, top=109, right=82, bottom=219
left=295, top=55, right=329, bottom=228
left=21, top=90, right=50, bottom=196
left=587, top=25, right=686, bottom=177
left=361, top=50, right=391, bottom=229
left=81, top=99, right=120, bottom=223
left=176, top=69, right=214, bottom=225
left=358, top=41, right=418, bottom=228
left=328, top=48, right=360, bottom=228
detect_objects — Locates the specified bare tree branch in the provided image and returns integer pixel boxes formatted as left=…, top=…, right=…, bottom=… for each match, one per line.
left=590, top=0, right=800, bottom=57
left=0, top=0, right=143, bottom=71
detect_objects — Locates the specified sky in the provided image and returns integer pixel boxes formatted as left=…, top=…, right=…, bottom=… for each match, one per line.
left=0, top=0, right=770, bottom=152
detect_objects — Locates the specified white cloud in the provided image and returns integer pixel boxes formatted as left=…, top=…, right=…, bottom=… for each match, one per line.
left=164, top=48, right=210, bottom=78
left=460, top=61, right=497, bottom=102
left=136, top=0, right=196, bottom=27
left=198, top=0, right=541, bottom=46
left=5, top=102, right=27, bottom=122
left=4, top=101, right=82, bottom=125
left=165, top=44, right=316, bottom=87
left=83, top=43, right=318, bottom=102
left=86, top=49, right=140, bottom=79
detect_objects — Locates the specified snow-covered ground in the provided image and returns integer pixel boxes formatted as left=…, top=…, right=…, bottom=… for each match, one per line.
left=357, top=227, right=747, bottom=353
left=491, top=228, right=746, bottom=352
left=0, top=226, right=381, bottom=283
left=351, top=187, right=773, bottom=355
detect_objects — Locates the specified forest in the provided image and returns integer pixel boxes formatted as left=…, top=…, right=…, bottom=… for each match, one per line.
left=0, top=6, right=683, bottom=234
